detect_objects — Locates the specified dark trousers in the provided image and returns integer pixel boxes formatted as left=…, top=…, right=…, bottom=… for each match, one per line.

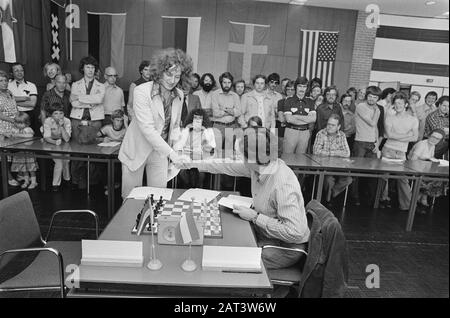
left=70, top=119, right=103, bottom=189
left=435, top=139, right=449, bottom=159
left=351, top=140, right=377, bottom=203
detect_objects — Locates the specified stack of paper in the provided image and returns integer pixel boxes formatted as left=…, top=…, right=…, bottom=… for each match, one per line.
left=98, top=141, right=121, bottom=147
left=81, top=240, right=143, bottom=267
left=218, top=195, right=253, bottom=209
left=438, top=159, right=449, bottom=167
left=127, top=187, right=173, bottom=200
left=202, top=246, right=262, bottom=273
left=178, top=188, right=221, bottom=203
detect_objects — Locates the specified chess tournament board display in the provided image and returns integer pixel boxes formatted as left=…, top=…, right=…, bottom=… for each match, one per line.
left=132, top=200, right=223, bottom=238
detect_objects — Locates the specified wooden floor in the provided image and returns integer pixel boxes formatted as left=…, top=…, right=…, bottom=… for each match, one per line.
left=1, top=177, right=448, bottom=298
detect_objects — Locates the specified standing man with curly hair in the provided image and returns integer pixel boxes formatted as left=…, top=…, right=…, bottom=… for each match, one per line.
left=119, top=48, right=193, bottom=198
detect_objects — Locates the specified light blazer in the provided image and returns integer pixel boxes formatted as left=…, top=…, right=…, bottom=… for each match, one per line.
left=239, top=90, right=277, bottom=129
left=119, top=81, right=183, bottom=172
left=70, top=78, right=106, bottom=121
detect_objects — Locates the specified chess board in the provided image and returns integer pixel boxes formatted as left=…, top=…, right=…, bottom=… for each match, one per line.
left=131, top=201, right=223, bottom=238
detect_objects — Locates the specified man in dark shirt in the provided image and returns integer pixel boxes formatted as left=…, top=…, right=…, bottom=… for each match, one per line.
left=282, top=77, right=316, bottom=154
left=315, top=86, right=344, bottom=131
left=40, top=74, right=71, bottom=127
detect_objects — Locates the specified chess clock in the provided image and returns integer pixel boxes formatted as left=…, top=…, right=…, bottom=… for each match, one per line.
left=157, top=216, right=204, bottom=246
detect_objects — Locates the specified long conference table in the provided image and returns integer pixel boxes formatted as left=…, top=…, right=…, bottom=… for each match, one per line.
left=0, top=137, right=120, bottom=217
left=67, top=189, right=273, bottom=297
left=282, top=153, right=449, bottom=231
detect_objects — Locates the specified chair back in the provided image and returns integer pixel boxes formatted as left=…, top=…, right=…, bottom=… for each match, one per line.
left=0, top=192, right=43, bottom=271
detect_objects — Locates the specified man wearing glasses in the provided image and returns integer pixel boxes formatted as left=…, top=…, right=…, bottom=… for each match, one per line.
left=103, top=67, right=126, bottom=126
left=267, top=73, right=283, bottom=102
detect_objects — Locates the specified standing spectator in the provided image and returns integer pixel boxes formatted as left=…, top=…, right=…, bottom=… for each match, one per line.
left=351, top=86, right=382, bottom=206
left=276, top=80, right=294, bottom=141
left=194, top=73, right=216, bottom=117
left=70, top=56, right=106, bottom=190
left=127, top=60, right=151, bottom=121
left=266, top=73, right=283, bottom=105
left=0, top=70, right=20, bottom=186
left=43, top=103, right=72, bottom=192
left=239, top=75, right=277, bottom=129
left=415, top=91, right=438, bottom=141
left=378, top=87, right=396, bottom=117
left=424, top=96, right=449, bottom=158
left=408, top=91, right=421, bottom=116
left=233, top=79, right=246, bottom=100
left=315, top=86, right=344, bottom=132
left=103, top=66, right=125, bottom=126
left=280, top=78, right=290, bottom=96
left=282, top=77, right=316, bottom=154
left=8, top=63, right=39, bottom=134
left=355, top=87, right=366, bottom=106
left=179, top=76, right=201, bottom=125
left=40, top=74, right=72, bottom=127
left=382, top=92, right=419, bottom=211
left=211, top=72, right=241, bottom=152
left=307, top=83, right=322, bottom=105
left=346, top=87, right=357, bottom=113
left=313, top=114, right=352, bottom=204
left=340, top=93, right=356, bottom=151
left=190, top=73, right=201, bottom=92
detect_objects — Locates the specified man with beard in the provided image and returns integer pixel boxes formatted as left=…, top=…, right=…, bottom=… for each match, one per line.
left=194, top=73, right=216, bottom=117
left=315, top=86, right=344, bottom=132
left=211, top=72, right=241, bottom=154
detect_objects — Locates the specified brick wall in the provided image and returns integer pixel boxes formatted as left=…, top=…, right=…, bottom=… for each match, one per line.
left=348, top=11, right=377, bottom=89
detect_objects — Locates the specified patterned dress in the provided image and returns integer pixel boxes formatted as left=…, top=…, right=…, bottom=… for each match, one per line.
left=10, top=127, right=39, bottom=173
left=0, top=90, right=18, bottom=135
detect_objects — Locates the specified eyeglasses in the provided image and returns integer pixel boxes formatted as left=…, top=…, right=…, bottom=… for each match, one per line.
left=286, top=88, right=295, bottom=91
left=269, top=80, right=280, bottom=85
left=106, top=74, right=119, bottom=78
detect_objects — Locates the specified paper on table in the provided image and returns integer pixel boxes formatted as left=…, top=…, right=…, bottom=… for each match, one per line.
left=218, top=195, right=253, bottom=209
left=98, top=141, right=121, bottom=147
left=167, top=163, right=180, bottom=182
left=202, top=246, right=262, bottom=272
left=127, top=187, right=173, bottom=200
left=178, top=188, right=221, bottom=203
left=381, top=157, right=404, bottom=163
left=438, top=159, right=449, bottom=166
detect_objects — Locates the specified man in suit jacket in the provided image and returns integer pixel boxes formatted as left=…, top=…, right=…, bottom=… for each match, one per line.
left=179, top=77, right=201, bottom=126
left=119, top=49, right=192, bottom=198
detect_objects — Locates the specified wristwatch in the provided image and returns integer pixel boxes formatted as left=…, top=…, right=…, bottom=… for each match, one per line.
left=252, top=212, right=260, bottom=224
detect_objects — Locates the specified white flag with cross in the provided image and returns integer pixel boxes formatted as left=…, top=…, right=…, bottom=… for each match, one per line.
left=227, top=21, right=270, bottom=84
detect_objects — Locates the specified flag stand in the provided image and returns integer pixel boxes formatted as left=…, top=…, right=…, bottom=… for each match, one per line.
left=147, top=201, right=162, bottom=271
left=181, top=243, right=197, bottom=272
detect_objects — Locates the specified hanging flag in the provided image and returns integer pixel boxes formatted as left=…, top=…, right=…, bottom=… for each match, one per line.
left=88, top=12, right=126, bottom=76
left=42, top=0, right=70, bottom=65
left=227, top=21, right=269, bottom=84
left=175, top=212, right=200, bottom=244
left=299, top=30, right=339, bottom=87
left=0, top=0, right=26, bottom=63
left=161, top=16, right=201, bottom=73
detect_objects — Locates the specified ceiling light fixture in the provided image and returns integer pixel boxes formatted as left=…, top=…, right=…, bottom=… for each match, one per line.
left=425, top=1, right=437, bottom=5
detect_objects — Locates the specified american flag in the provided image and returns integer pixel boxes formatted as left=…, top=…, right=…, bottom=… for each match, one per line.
left=299, top=30, right=339, bottom=87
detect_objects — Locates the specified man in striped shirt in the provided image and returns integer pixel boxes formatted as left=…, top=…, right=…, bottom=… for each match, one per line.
left=177, top=128, right=310, bottom=269
left=313, top=114, right=352, bottom=203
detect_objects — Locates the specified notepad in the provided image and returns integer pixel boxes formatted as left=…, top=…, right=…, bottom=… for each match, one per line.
left=81, top=240, right=143, bottom=267
left=178, top=188, right=221, bottom=203
left=202, top=246, right=262, bottom=273
left=218, top=195, right=253, bottom=209
left=127, top=187, right=174, bottom=200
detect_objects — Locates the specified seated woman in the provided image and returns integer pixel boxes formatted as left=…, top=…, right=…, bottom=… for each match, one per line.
left=408, top=129, right=448, bottom=211
left=173, top=108, right=216, bottom=188
left=177, top=128, right=310, bottom=269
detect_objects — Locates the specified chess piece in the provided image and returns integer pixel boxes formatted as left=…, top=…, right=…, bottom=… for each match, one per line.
left=150, top=194, right=154, bottom=206
left=159, top=196, right=163, bottom=205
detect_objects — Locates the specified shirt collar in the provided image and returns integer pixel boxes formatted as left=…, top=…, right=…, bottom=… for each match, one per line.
left=255, top=159, right=279, bottom=183
left=15, top=79, right=27, bottom=86
left=151, top=82, right=180, bottom=100
left=105, top=82, right=117, bottom=89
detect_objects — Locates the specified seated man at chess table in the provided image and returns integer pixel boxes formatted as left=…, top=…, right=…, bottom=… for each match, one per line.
left=176, top=127, right=310, bottom=269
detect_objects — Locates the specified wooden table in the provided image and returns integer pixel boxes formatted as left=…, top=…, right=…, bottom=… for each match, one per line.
left=68, top=190, right=273, bottom=297
left=0, top=138, right=120, bottom=217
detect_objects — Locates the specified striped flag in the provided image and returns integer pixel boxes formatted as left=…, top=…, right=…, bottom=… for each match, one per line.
left=0, top=0, right=26, bottom=63
left=175, top=212, right=200, bottom=244
left=88, top=12, right=126, bottom=76
left=299, top=30, right=339, bottom=87
left=370, top=14, right=449, bottom=101
left=162, top=16, right=201, bottom=73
